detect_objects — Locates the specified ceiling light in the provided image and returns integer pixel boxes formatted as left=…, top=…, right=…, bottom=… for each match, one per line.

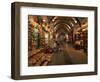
left=43, top=19, right=46, bottom=22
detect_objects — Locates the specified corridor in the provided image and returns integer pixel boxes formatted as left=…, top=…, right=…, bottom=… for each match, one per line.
left=28, top=15, right=88, bottom=66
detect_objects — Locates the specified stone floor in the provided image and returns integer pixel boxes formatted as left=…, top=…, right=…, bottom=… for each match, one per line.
left=28, top=43, right=87, bottom=66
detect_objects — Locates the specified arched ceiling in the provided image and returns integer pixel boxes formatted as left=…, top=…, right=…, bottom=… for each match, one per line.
left=50, top=16, right=81, bottom=34
left=29, top=15, right=87, bottom=36
left=54, top=24, right=71, bottom=34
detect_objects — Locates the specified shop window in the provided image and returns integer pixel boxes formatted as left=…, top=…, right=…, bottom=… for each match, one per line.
left=33, top=27, right=40, bottom=48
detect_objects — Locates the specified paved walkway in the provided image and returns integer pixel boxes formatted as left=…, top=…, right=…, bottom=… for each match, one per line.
left=48, top=43, right=87, bottom=65
left=63, top=44, right=87, bottom=64
left=28, top=43, right=87, bottom=66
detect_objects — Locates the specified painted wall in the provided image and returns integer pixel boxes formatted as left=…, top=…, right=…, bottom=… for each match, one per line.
left=0, top=0, right=99, bottom=82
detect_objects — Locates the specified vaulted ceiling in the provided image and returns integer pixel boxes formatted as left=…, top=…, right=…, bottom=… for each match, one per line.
left=29, top=15, right=87, bottom=36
